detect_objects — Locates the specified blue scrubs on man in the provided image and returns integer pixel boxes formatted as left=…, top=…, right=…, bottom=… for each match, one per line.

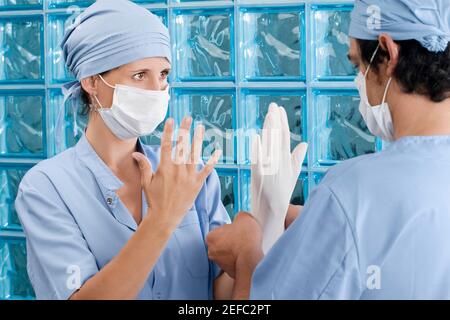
left=251, top=136, right=450, bottom=299
left=15, top=133, right=230, bottom=300
left=250, top=0, right=450, bottom=299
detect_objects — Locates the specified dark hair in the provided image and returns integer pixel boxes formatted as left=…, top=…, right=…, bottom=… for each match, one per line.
left=79, top=70, right=111, bottom=116
left=357, top=39, right=450, bottom=103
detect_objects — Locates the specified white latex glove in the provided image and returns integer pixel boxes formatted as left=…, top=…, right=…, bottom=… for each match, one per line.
left=251, top=103, right=308, bottom=254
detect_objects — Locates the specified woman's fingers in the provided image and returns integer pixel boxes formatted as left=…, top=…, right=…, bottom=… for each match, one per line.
left=190, top=124, right=205, bottom=166
left=174, top=116, right=192, bottom=164
left=132, top=152, right=154, bottom=186
left=160, top=118, right=174, bottom=165
left=198, top=149, right=222, bottom=182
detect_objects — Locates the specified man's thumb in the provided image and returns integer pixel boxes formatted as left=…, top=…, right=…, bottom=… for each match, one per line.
left=291, top=142, right=308, bottom=174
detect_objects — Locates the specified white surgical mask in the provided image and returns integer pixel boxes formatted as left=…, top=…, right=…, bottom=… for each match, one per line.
left=355, top=44, right=395, bottom=142
left=93, top=74, right=170, bottom=140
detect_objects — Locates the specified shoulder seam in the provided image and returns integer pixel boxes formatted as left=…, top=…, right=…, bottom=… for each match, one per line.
left=323, top=184, right=361, bottom=283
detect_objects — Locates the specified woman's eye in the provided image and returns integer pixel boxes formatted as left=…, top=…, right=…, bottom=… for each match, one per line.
left=160, top=70, right=169, bottom=80
left=133, top=72, right=145, bottom=81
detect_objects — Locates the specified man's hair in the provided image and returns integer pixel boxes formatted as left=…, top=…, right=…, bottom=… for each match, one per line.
left=358, top=39, right=450, bottom=103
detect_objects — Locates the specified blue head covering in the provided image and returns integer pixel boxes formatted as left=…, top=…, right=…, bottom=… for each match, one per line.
left=58, top=0, right=171, bottom=150
left=349, top=0, right=450, bottom=53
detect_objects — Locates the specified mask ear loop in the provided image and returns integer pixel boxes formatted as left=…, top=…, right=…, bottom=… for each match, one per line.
left=98, top=74, right=116, bottom=89
left=364, top=43, right=381, bottom=77
left=92, top=94, right=104, bottom=112
left=92, top=74, right=116, bottom=112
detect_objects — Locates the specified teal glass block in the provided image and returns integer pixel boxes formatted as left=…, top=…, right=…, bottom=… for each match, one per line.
left=172, top=89, right=236, bottom=164
left=240, top=89, right=306, bottom=165
left=313, top=90, right=378, bottom=166
left=240, top=6, right=305, bottom=81
left=0, top=238, right=35, bottom=300
left=0, top=91, right=45, bottom=158
left=173, top=8, right=234, bottom=81
left=312, top=4, right=357, bottom=81
left=0, top=0, right=41, bottom=10
left=48, top=13, right=77, bottom=84
left=0, top=16, right=43, bottom=83
left=152, top=9, right=168, bottom=27
left=216, top=169, right=238, bottom=220
left=240, top=169, right=308, bottom=212
left=48, top=0, right=166, bottom=8
left=49, top=89, right=88, bottom=154
left=174, top=0, right=228, bottom=2
left=290, top=174, right=308, bottom=206
left=311, top=172, right=325, bottom=191
left=0, top=165, right=32, bottom=230
left=140, top=120, right=167, bottom=147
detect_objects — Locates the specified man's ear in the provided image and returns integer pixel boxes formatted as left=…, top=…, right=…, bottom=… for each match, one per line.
left=378, top=33, right=399, bottom=77
left=80, top=76, right=98, bottom=96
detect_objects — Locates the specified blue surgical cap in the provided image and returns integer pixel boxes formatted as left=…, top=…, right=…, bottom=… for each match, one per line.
left=349, top=0, right=450, bottom=53
left=57, top=0, right=171, bottom=149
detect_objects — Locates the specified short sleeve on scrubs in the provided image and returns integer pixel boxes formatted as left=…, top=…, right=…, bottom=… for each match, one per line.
left=250, top=184, right=362, bottom=299
left=15, top=169, right=99, bottom=300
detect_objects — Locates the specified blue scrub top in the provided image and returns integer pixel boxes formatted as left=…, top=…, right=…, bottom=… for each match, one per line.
left=251, top=136, right=450, bottom=299
left=15, top=133, right=231, bottom=300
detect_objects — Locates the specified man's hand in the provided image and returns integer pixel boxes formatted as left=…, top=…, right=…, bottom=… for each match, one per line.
left=251, top=103, right=308, bottom=254
left=285, top=204, right=303, bottom=229
left=206, top=212, right=263, bottom=279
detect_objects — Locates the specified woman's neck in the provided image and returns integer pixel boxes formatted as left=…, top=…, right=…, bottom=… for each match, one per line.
left=85, top=112, right=139, bottom=172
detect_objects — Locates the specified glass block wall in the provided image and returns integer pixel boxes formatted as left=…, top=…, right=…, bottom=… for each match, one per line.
left=0, top=0, right=383, bottom=300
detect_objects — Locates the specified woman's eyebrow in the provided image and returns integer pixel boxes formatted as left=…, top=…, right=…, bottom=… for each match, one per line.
left=130, top=68, right=172, bottom=73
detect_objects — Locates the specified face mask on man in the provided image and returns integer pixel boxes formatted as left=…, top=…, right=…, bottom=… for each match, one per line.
left=355, top=44, right=395, bottom=142
left=93, top=74, right=170, bottom=140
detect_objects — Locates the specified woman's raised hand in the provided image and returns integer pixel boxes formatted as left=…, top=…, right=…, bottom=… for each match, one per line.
left=132, top=116, right=222, bottom=231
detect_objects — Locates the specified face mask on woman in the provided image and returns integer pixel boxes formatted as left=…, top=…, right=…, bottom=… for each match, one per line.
left=93, top=74, right=170, bottom=140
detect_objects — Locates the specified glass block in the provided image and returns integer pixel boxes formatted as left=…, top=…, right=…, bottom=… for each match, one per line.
left=48, top=13, right=77, bottom=84
left=241, top=170, right=308, bottom=212
left=152, top=9, right=168, bottom=27
left=49, top=89, right=88, bottom=154
left=172, top=89, right=236, bottom=164
left=0, top=91, right=45, bottom=158
left=0, top=16, right=43, bottom=83
left=310, top=172, right=325, bottom=192
left=173, top=8, right=234, bottom=81
left=240, top=89, right=306, bottom=165
left=174, top=0, right=227, bottom=2
left=0, top=238, right=35, bottom=299
left=290, top=174, right=308, bottom=206
left=313, top=90, right=377, bottom=166
left=0, top=0, right=41, bottom=10
left=240, top=7, right=305, bottom=81
left=312, top=4, right=357, bottom=81
left=216, top=169, right=238, bottom=220
left=140, top=119, right=168, bottom=147
left=48, top=0, right=166, bottom=8
left=0, top=166, right=31, bottom=230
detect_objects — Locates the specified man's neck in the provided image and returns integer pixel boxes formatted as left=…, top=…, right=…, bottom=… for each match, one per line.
left=391, top=92, right=450, bottom=140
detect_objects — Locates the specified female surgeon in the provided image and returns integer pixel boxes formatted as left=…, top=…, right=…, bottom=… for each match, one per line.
left=14, top=0, right=235, bottom=300
left=206, top=0, right=450, bottom=299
